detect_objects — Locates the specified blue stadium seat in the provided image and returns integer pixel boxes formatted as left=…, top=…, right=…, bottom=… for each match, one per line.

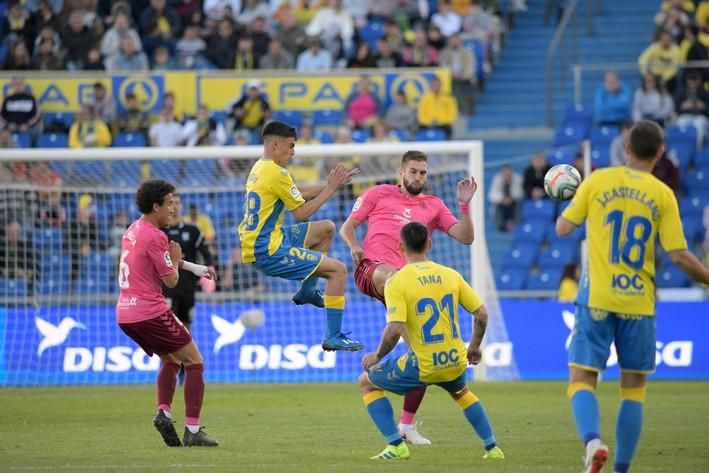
left=563, top=103, right=593, bottom=126
left=43, top=111, right=74, bottom=131
left=72, top=161, right=106, bottom=182
left=37, top=132, right=68, bottom=148
left=553, top=123, right=587, bottom=148
left=313, top=129, right=334, bottom=144
left=512, top=219, right=549, bottom=245
left=667, top=142, right=695, bottom=169
left=415, top=128, right=446, bottom=141
left=501, top=242, right=539, bottom=270
left=149, top=160, right=180, bottom=182
left=547, top=223, right=585, bottom=244
left=521, top=199, right=555, bottom=221
left=526, top=268, right=562, bottom=291
left=538, top=243, right=578, bottom=267
left=11, top=132, right=31, bottom=148
left=589, top=125, right=619, bottom=146
left=114, top=132, right=146, bottom=147
left=36, top=277, right=71, bottom=296
left=0, top=278, right=28, bottom=297
left=110, top=161, right=142, bottom=188
left=312, top=110, right=343, bottom=126
left=685, top=170, right=708, bottom=194
left=680, top=195, right=708, bottom=218
left=496, top=268, right=527, bottom=291
left=391, top=129, right=411, bottom=141
left=666, top=125, right=698, bottom=145
left=351, top=129, right=371, bottom=143
left=682, top=216, right=705, bottom=243
left=548, top=146, right=578, bottom=166
left=359, top=21, right=385, bottom=50
left=695, top=149, right=709, bottom=167
left=81, top=252, right=116, bottom=279
left=656, top=266, right=691, bottom=288
left=33, top=228, right=63, bottom=251
left=40, top=253, right=71, bottom=276
left=590, top=146, right=611, bottom=168
left=274, top=110, right=305, bottom=128
left=74, top=276, right=112, bottom=294
left=212, top=110, right=227, bottom=126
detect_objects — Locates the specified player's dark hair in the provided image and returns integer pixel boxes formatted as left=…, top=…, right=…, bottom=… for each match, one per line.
left=136, top=179, right=175, bottom=214
left=401, top=150, right=428, bottom=165
left=401, top=222, right=429, bottom=253
left=262, top=120, right=297, bottom=141
left=628, top=120, right=664, bottom=161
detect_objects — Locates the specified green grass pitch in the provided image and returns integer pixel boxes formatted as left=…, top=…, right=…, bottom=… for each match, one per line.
left=1, top=382, right=707, bottom=472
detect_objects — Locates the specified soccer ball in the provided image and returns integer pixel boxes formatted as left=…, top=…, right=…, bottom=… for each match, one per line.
left=240, top=309, right=265, bottom=329
left=544, top=164, right=582, bottom=201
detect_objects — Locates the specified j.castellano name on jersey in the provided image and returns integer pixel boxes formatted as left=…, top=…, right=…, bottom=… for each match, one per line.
left=595, top=187, right=660, bottom=221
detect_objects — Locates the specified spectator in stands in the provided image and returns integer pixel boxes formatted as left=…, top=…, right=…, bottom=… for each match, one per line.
left=207, top=19, right=238, bottom=69
left=348, top=42, right=377, bottom=68
left=37, top=191, right=66, bottom=227
left=236, top=0, right=271, bottom=28
left=369, top=119, right=399, bottom=143
left=106, top=36, right=149, bottom=71
left=675, top=70, right=709, bottom=147
left=181, top=105, right=227, bottom=147
left=638, top=30, right=681, bottom=93
left=385, top=90, right=417, bottom=133
left=403, top=29, right=439, bottom=67
left=228, top=79, right=271, bottom=135
left=432, top=0, right=463, bottom=38
left=84, top=47, right=105, bottom=70
left=297, top=37, right=333, bottom=71
left=653, top=150, right=681, bottom=196
left=383, top=19, right=405, bottom=52
left=89, top=82, right=116, bottom=127
left=69, top=105, right=112, bottom=148
left=33, top=38, right=65, bottom=70
left=1, top=1, right=33, bottom=51
left=176, top=24, right=208, bottom=69
left=660, top=0, right=694, bottom=16
left=64, top=194, right=101, bottom=281
left=680, top=25, right=708, bottom=80
left=345, top=76, right=382, bottom=130
left=573, top=152, right=596, bottom=176
left=249, top=16, right=271, bottom=61
left=33, top=25, right=62, bottom=57
left=376, top=38, right=404, bottom=68
left=306, top=0, right=355, bottom=53
left=234, top=35, right=258, bottom=71
left=427, top=24, right=447, bottom=51
left=523, top=153, right=551, bottom=200
left=0, top=220, right=35, bottom=282
left=2, top=40, right=32, bottom=70
left=149, top=105, right=183, bottom=147
left=558, top=263, right=579, bottom=303
left=152, top=46, right=178, bottom=70
left=118, top=93, right=149, bottom=136
left=0, top=77, right=40, bottom=137
left=259, top=38, right=295, bottom=70
left=202, top=0, right=239, bottom=23
left=655, top=5, right=690, bottom=43
left=184, top=203, right=215, bottom=244
left=142, top=19, right=177, bottom=61
left=594, top=71, right=631, bottom=126
left=610, top=120, right=632, bottom=166
left=0, top=129, right=14, bottom=149
left=161, top=91, right=183, bottom=123
left=390, top=0, right=425, bottom=29
left=488, top=164, right=523, bottom=232
left=140, top=0, right=181, bottom=39
left=34, top=0, right=60, bottom=34
left=222, top=246, right=265, bottom=292
left=274, top=10, right=307, bottom=59
left=108, top=210, right=129, bottom=257
left=417, top=76, right=458, bottom=139
left=61, top=10, right=96, bottom=70
left=440, top=33, right=477, bottom=115
left=100, top=11, right=143, bottom=59
left=632, top=73, right=674, bottom=127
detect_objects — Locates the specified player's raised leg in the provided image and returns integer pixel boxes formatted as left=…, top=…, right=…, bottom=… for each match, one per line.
left=358, top=373, right=410, bottom=460
left=292, top=219, right=335, bottom=307
left=312, top=255, right=364, bottom=351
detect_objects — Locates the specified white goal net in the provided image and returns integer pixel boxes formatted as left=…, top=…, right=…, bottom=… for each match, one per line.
left=0, top=142, right=518, bottom=385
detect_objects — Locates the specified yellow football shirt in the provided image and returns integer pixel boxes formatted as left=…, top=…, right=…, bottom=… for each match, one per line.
left=238, top=159, right=305, bottom=263
left=562, top=167, right=687, bottom=315
left=384, top=261, right=484, bottom=384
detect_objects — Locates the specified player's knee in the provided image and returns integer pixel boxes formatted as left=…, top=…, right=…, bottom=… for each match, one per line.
left=358, top=373, right=374, bottom=394
left=321, top=220, right=336, bottom=240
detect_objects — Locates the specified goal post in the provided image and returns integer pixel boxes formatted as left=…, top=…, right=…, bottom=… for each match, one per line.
left=0, top=141, right=518, bottom=385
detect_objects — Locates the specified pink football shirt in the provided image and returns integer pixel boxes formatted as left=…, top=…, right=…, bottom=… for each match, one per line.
left=116, top=218, right=175, bottom=324
left=350, top=184, right=459, bottom=269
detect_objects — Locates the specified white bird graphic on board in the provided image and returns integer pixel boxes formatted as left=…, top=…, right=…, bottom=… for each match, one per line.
left=211, top=315, right=246, bottom=354
left=36, top=317, right=86, bottom=356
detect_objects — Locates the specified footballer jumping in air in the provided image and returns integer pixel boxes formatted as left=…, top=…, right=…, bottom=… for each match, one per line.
left=116, top=179, right=218, bottom=447
left=238, top=120, right=364, bottom=352
left=359, top=222, right=504, bottom=461
left=556, top=120, right=709, bottom=473
left=340, top=150, right=476, bottom=443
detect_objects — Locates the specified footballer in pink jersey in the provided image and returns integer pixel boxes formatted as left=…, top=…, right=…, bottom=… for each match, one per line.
left=339, top=150, right=477, bottom=445
left=116, top=179, right=219, bottom=448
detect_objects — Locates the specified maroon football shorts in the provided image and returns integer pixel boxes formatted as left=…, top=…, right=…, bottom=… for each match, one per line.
left=354, top=258, right=386, bottom=305
left=119, top=310, right=192, bottom=357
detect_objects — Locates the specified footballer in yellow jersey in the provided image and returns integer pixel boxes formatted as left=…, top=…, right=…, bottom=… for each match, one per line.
left=358, top=222, right=504, bottom=461
left=238, top=121, right=365, bottom=352
left=556, top=121, right=709, bottom=473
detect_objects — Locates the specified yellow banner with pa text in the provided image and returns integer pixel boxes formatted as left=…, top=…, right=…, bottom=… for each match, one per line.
left=0, top=69, right=450, bottom=115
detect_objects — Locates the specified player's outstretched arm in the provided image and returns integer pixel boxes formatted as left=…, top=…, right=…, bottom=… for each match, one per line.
left=361, top=322, right=406, bottom=371
left=339, top=216, right=365, bottom=266
left=447, top=177, right=478, bottom=245
left=668, top=249, right=709, bottom=285
left=467, top=304, right=488, bottom=366
left=555, top=216, right=578, bottom=237
left=291, top=164, right=360, bottom=221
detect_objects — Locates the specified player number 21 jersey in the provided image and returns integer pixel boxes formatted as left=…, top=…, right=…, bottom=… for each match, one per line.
left=385, top=261, right=484, bottom=384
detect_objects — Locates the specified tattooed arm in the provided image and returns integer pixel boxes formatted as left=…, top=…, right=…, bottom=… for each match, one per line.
left=467, top=304, right=488, bottom=365
left=361, top=322, right=406, bottom=370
